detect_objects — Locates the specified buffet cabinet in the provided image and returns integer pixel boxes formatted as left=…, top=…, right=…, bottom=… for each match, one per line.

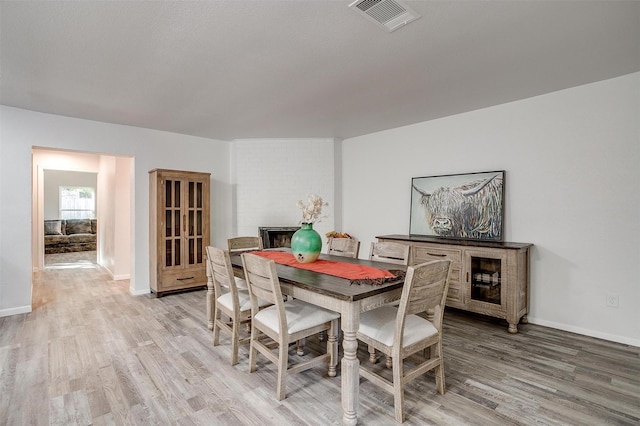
left=377, top=235, right=532, bottom=333
left=149, top=169, right=210, bottom=297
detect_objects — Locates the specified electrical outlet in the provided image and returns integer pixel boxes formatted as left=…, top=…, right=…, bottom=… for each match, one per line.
left=606, top=292, right=619, bottom=308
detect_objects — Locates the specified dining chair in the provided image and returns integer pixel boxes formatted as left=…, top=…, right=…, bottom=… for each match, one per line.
left=206, top=246, right=271, bottom=366
left=356, top=259, right=452, bottom=423
left=241, top=252, right=340, bottom=400
left=366, top=241, right=411, bottom=351
left=369, top=241, right=410, bottom=265
left=327, top=237, right=361, bottom=259
left=227, top=236, right=263, bottom=255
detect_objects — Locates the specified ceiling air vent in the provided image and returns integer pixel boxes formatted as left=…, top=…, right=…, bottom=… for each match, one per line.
left=349, top=0, right=421, bottom=32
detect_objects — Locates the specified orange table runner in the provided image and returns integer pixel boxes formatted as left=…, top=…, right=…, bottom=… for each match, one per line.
left=249, top=251, right=405, bottom=286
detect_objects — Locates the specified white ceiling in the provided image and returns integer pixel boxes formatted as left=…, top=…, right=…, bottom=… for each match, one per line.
left=2, top=1, right=639, bottom=141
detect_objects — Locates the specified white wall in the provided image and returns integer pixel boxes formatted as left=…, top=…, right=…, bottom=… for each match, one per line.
left=96, top=154, right=133, bottom=280
left=0, top=106, right=232, bottom=315
left=113, top=156, right=132, bottom=280
left=97, top=155, right=116, bottom=275
left=233, top=138, right=336, bottom=244
left=43, top=169, right=97, bottom=219
left=342, top=73, right=640, bottom=346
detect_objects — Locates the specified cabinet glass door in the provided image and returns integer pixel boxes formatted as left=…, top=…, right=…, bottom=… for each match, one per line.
left=164, top=179, right=182, bottom=268
left=469, top=255, right=502, bottom=305
left=185, top=180, right=205, bottom=266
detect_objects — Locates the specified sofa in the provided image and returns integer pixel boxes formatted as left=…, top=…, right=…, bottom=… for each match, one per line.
left=44, top=219, right=97, bottom=254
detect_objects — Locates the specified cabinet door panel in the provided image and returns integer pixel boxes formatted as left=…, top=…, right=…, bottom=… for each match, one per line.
left=163, top=179, right=183, bottom=269
left=183, top=178, right=207, bottom=268
left=464, top=249, right=507, bottom=315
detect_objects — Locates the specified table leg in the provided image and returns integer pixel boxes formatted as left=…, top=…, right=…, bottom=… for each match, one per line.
left=206, top=261, right=214, bottom=330
left=341, top=303, right=360, bottom=425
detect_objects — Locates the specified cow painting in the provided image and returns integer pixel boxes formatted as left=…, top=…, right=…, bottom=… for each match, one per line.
left=411, top=172, right=504, bottom=240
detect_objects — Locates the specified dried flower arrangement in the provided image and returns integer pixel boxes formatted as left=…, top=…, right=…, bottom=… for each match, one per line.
left=296, top=194, right=328, bottom=224
left=325, top=231, right=353, bottom=239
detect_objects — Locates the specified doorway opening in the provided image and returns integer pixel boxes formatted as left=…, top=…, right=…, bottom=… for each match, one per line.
left=32, top=147, right=133, bottom=284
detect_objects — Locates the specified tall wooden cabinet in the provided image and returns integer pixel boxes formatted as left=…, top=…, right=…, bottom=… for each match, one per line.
left=149, top=169, right=210, bottom=297
left=377, top=235, right=532, bottom=333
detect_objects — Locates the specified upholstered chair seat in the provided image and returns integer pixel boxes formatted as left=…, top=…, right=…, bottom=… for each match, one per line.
left=358, top=306, right=438, bottom=348
left=216, top=287, right=269, bottom=312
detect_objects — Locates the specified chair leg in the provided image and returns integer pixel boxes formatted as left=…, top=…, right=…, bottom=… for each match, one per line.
left=434, top=341, right=446, bottom=394
left=277, top=338, right=288, bottom=400
left=212, top=308, right=221, bottom=346
left=392, top=355, right=405, bottom=423
left=230, top=314, right=240, bottom=366
left=207, top=286, right=215, bottom=330
left=368, top=345, right=377, bottom=363
left=327, top=320, right=338, bottom=377
left=249, top=327, right=258, bottom=373
left=296, top=338, right=305, bottom=356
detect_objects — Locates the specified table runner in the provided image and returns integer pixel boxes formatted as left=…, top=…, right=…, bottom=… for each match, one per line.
left=249, top=251, right=405, bottom=286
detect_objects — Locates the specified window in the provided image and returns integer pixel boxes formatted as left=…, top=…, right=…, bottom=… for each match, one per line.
left=60, top=186, right=95, bottom=219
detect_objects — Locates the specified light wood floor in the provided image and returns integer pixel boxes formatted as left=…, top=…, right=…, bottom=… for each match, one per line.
left=1, top=251, right=638, bottom=425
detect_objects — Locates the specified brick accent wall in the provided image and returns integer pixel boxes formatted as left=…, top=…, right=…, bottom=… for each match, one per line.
left=233, top=138, right=336, bottom=241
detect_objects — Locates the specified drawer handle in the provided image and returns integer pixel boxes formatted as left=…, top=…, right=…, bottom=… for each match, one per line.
left=427, top=253, right=447, bottom=257
left=177, top=276, right=195, bottom=281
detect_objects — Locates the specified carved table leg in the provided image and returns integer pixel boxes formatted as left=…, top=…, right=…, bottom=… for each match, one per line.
left=328, top=319, right=338, bottom=377
left=206, top=262, right=215, bottom=330
left=341, top=303, right=360, bottom=426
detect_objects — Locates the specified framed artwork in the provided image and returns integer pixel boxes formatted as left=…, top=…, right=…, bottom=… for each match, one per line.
left=410, top=170, right=505, bottom=241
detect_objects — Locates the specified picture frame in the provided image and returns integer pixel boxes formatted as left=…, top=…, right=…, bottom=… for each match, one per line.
left=410, top=170, right=505, bottom=241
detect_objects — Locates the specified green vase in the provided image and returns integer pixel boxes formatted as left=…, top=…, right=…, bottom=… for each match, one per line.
left=291, top=223, right=322, bottom=263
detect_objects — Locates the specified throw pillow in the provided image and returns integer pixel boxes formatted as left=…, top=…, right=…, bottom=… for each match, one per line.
left=44, top=220, right=63, bottom=235
left=65, top=219, right=92, bottom=234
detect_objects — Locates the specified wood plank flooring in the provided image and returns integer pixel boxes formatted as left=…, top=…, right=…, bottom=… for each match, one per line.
left=1, top=251, right=638, bottom=425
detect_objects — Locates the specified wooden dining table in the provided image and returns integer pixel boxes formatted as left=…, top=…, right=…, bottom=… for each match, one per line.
left=228, top=251, right=407, bottom=425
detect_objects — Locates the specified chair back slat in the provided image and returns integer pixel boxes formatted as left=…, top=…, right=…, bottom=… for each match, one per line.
left=328, top=238, right=360, bottom=258
left=397, top=260, right=452, bottom=335
left=241, top=253, right=286, bottom=325
left=206, top=246, right=239, bottom=295
left=228, top=236, right=263, bottom=254
left=369, top=241, right=410, bottom=265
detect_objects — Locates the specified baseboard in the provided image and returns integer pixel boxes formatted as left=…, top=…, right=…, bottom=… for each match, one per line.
left=130, top=287, right=150, bottom=296
left=528, top=316, right=640, bottom=348
left=112, top=274, right=130, bottom=281
left=0, top=305, right=32, bottom=318
left=100, top=264, right=130, bottom=281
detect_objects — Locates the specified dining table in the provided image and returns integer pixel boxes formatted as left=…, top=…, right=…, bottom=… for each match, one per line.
left=228, top=250, right=408, bottom=425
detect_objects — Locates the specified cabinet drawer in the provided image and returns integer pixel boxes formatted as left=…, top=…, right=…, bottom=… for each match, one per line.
left=413, top=246, right=461, bottom=283
left=159, top=269, right=207, bottom=290
left=413, top=246, right=461, bottom=263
